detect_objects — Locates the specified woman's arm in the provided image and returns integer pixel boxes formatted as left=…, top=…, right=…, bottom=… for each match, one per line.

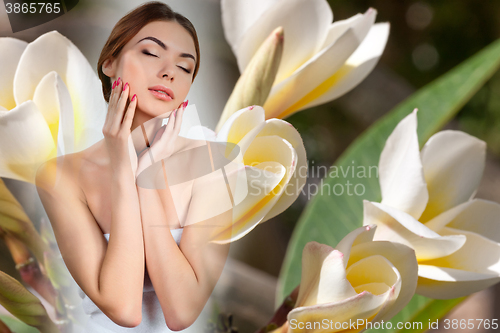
left=36, top=156, right=144, bottom=327
left=36, top=79, right=145, bottom=328
left=137, top=172, right=231, bottom=331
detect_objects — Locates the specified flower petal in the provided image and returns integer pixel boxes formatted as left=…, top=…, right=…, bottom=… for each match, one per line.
left=0, top=37, right=27, bottom=110
left=319, top=14, right=365, bottom=50
left=348, top=240, right=418, bottom=322
left=417, top=265, right=500, bottom=299
left=289, top=291, right=391, bottom=333
left=244, top=135, right=298, bottom=212
left=33, top=71, right=75, bottom=155
left=0, top=101, right=55, bottom=182
left=336, top=224, right=376, bottom=268
left=257, top=119, right=307, bottom=222
left=216, top=106, right=265, bottom=143
left=232, top=123, right=267, bottom=157
left=346, top=255, right=400, bottom=296
left=264, top=9, right=376, bottom=119
left=378, top=110, right=428, bottom=218
left=295, top=242, right=334, bottom=308
left=295, top=242, right=357, bottom=308
left=315, top=249, right=358, bottom=306
left=221, top=0, right=280, bottom=54
left=235, top=0, right=332, bottom=82
left=425, top=199, right=500, bottom=243
left=419, top=130, right=486, bottom=222
left=297, top=23, right=390, bottom=112
left=14, top=31, right=106, bottom=151
left=212, top=162, right=285, bottom=243
left=364, top=201, right=466, bottom=260
left=420, top=227, right=500, bottom=276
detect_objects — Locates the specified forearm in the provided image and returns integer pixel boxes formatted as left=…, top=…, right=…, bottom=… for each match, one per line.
left=137, top=183, right=208, bottom=328
left=99, top=165, right=145, bottom=317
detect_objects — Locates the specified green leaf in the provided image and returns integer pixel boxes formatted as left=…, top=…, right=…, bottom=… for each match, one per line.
left=277, top=38, right=500, bottom=328
left=0, top=315, right=39, bottom=333
left=0, top=270, right=59, bottom=332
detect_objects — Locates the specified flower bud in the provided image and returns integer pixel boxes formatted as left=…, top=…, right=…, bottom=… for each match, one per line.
left=216, top=27, right=284, bottom=132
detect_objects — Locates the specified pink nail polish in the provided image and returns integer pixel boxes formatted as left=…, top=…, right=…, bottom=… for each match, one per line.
left=117, top=77, right=121, bottom=85
left=183, top=100, right=189, bottom=108
left=131, top=94, right=137, bottom=101
left=123, top=82, right=129, bottom=91
left=112, top=81, right=116, bottom=89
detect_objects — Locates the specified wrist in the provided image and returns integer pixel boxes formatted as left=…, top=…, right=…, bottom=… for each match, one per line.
left=111, top=162, right=136, bottom=181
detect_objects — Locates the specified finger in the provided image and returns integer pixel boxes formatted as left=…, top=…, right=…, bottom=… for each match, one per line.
left=106, top=77, right=123, bottom=121
left=165, top=107, right=176, bottom=133
left=110, top=81, right=130, bottom=132
left=174, top=101, right=186, bottom=134
left=109, top=77, right=122, bottom=109
left=122, top=94, right=137, bottom=130
left=104, top=78, right=120, bottom=125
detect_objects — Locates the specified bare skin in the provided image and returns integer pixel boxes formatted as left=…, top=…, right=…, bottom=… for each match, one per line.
left=35, top=21, right=232, bottom=331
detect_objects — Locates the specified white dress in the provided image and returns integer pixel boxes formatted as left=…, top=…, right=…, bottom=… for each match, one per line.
left=78, top=228, right=184, bottom=332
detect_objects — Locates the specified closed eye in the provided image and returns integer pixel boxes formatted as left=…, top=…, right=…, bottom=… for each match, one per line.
left=178, top=66, right=191, bottom=74
left=142, top=49, right=191, bottom=74
left=142, top=50, right=158, bottom=57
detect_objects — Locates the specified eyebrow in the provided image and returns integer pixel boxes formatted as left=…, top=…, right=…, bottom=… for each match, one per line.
left=137, top=37, right=196, bottom=62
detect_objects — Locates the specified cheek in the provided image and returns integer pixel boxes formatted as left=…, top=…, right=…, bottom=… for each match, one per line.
left=119, top=53, right=144, bottom=88
left=177, top=77, right=193, bottom=99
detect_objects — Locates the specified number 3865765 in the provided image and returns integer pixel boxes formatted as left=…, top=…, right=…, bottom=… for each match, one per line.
left=5, top=2, right=61, bottom=14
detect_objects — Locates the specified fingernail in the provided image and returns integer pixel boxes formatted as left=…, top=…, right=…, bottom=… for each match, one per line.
left=183, top=100, right=189, bottom=108
left=117, top=77, right=121, bottom=85
left=174, top=110, right=177, bottom=116
left=131, top=94, right=137, bottom=101
left=112, top=81, right=116, bottom=89
left=123, top=82, right=129, bottom=91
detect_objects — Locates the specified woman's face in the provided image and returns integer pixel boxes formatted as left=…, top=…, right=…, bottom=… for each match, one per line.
left=103, top=20, right=197, bottom=117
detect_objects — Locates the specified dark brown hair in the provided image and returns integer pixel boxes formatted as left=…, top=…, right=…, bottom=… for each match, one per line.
left=97, top=1, right=200, bottom=102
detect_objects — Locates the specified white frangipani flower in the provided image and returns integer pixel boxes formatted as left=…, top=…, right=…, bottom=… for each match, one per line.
left=0, top=31, right=106, bottom=183
left=207, top=105, right=306, bottom=243
left=364, top=109, right=500, bottom=299
left=221, top=0, right=390, bottom=119
left=281, top=225, right=417, bottom=333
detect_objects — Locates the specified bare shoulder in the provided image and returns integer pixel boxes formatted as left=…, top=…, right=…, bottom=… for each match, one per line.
left=36, top=153, right=83, bottom=196
left=36, top=140, right=105, bottom=198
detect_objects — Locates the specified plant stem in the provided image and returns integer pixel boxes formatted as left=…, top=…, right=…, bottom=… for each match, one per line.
left=255, top=285, right=299, bottom=333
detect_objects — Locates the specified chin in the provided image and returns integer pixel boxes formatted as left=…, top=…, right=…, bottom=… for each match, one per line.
left=141, top=100, right=177, bottom=117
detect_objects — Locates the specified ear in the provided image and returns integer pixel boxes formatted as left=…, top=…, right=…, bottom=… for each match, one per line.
left=102, top=58, right=116, bottom=78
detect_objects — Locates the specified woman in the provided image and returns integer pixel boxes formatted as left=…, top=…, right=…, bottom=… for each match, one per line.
left=35, top=2, right=234, bottom=332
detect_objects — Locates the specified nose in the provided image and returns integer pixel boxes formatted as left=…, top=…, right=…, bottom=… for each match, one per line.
left=163, top=72, right=174, bottom=81
left=161, top=65, right=174, bottom=82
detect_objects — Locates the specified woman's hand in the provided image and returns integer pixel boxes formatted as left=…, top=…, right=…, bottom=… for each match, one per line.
left=102, top=78, right=138, bottom=174
left=136, top=101, right=186, bottom=177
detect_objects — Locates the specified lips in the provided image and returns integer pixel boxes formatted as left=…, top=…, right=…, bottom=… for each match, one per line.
left=148, top=85, right=174, bottom=101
